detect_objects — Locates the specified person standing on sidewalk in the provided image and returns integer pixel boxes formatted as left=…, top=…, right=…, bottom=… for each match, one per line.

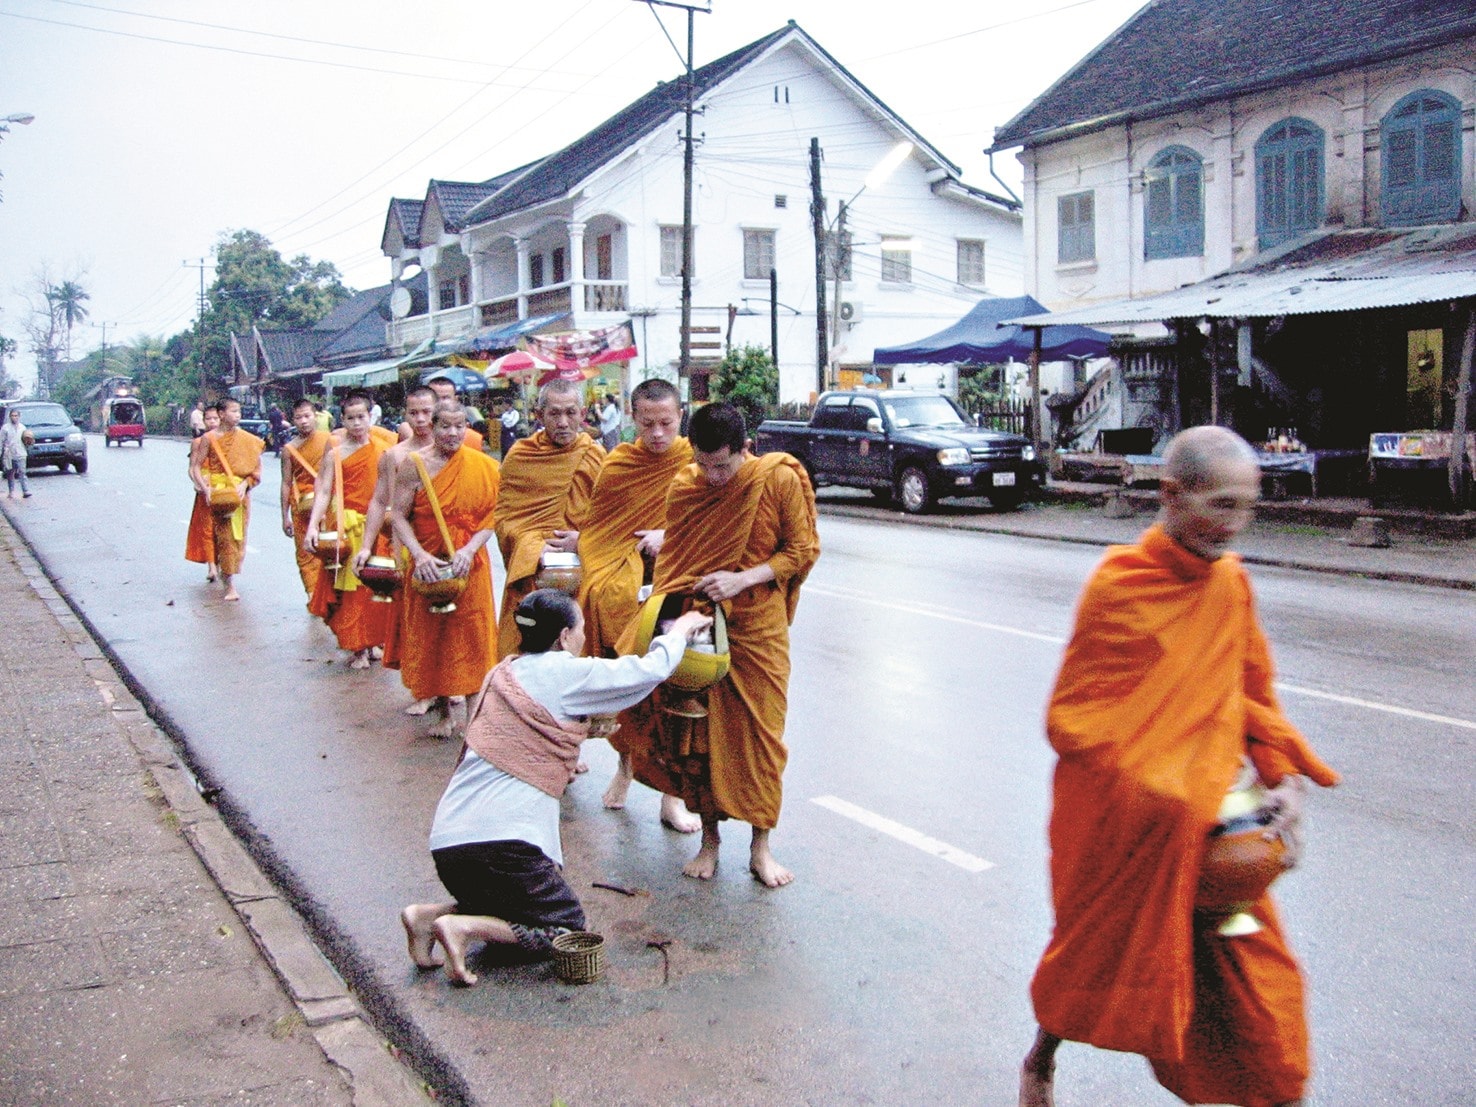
left=401, top=589, right=712, bottom=986
left=1019, top=426, right=1340, bottom=1107
left=199, top=399, right=265, bottom=603
left=1, top=408, right=32, bottom=499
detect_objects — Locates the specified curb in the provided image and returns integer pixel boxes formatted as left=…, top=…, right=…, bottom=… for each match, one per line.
left=813, top=500, right=1476, bottom=592
left=1, top=511, right=436, bottom=1107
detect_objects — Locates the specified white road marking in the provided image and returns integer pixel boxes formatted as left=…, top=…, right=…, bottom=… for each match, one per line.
left=808, top=585, right=1475, bottom=732
left=810, top=795, right=994, bottom=872
left=1275, top=683, right=1476, bottom=731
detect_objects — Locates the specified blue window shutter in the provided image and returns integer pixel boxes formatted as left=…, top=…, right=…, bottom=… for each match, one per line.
left=1256, top=118, right=1325, bottom=250
left=1144, top=147, right=1203, bottom=260
left=1381, top=90, right=1462, bottom=226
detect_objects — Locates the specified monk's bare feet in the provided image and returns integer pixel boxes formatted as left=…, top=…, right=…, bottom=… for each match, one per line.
left=1020, top=1029, right=1060, bottom=1107
left=350, top=649, right=371, bottom=670
left=602, top=754, right=633, bottom=810
left=405, top=697, right=436, bottom=716
left=427, top=698, right=455, bottom=739
left=205, top=565, right=218, bottom=583
left=400, top=904, right=450, bottom=968
left=369, top=646, right=383, bottom=660
left=432, top=916, right=479, bottom=986
left=748, top=829, right=793, bottom=888
left=574, top=760, right=589, bottom=774
left=444, top=697, right=468, bottom=737
left=660, top=794, right=702, bottom=833
left=222, top=583, right=240, bottom=602
left=683, top=821, right=721, bottom=880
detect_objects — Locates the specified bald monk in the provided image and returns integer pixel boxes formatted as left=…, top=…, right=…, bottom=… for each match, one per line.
left=199, top=399, right=265, bottom=602
left=578, top=378, right=701, bottom=832
left=425, top=374, right=485, bottom=452
left=615, top=402, right=819, bottom=887
left=279, top=398, right=332, bottom=602
left=391, top=400, right=500, bottom=738
left=494, top=379, right=605, bottom=659
left=185, top=405, right=220, bottom=581
left=356, top=386, right=437, bottom=707
left=1020, top=426, right=1339, bottom=1107
left=304, top=392, right=390, bottom=669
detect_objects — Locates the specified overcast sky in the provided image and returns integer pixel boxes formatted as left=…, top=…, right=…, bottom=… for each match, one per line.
left=0, top=0, right=1147, bottom=387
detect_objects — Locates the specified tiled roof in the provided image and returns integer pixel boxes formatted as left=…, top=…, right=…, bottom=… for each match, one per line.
left=257, top=330, right=323, bottom=373
left=386, top=198, right=424, bottom=249
left=993, top=0, right=1476, bottom=150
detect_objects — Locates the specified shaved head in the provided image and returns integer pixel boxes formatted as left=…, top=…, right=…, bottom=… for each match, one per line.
left=1162, top=425, right=1258, bottom=491
left=536, top=379, right=582, bottom=410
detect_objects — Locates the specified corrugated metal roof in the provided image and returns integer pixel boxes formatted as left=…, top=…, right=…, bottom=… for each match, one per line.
left=1009, top=226, right=1476, bottom=327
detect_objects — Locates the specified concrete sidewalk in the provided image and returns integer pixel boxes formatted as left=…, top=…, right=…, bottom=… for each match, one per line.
left=814, top=486, right=1476, bottom=590
left=0, top=514, right=430, bottom=1106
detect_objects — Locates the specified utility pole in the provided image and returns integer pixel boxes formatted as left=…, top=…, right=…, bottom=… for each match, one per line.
left=640, top=1, right=709, bottom=398
left=809, top=137, right=827, bottom=397
left=830, top=200, right=849, bottom=389
left=183, top=257, right=212, bottom=400
left=769, top=267, right=779, bottom=373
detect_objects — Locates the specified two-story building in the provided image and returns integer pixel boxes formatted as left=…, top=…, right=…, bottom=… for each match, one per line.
left=989, top=0, right=1476, bottom=489
left=381, top=21, right=1023, bottom=405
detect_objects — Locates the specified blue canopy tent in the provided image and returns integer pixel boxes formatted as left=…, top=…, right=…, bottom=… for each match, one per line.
left=420, top=365, right=487, bottom=393
left=873, top=295, right=1111, bottom=364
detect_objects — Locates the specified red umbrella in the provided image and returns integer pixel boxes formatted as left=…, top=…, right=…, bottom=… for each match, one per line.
left=488, top=350, right=555, bottom=377
left=537, top=365, right=598, bottom=386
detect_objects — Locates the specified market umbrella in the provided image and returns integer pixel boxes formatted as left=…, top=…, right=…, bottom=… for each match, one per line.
left=488, top=350, right=556, bottom=377
left=873, top=295, right=1111, bottom=364
left=537, top=365, right=599, bottom=386
left=419, top=365, right=488, bottom=392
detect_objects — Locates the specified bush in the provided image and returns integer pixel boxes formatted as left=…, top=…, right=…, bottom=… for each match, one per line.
left=710, top=344, right=778, bottom=439
left=144, top=405, right=175, bottom=434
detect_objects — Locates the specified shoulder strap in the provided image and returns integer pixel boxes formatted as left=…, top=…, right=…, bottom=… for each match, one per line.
left=332, top=446, right=346, bottom=530
left=410, top=451, right=457, bottom=558
left=207, top=434, right=237, bottom=483
left=284, top=441, right=316, bottom=479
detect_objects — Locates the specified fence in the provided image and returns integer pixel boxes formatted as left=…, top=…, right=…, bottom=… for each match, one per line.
left=960, top=396, right=1030, bottom=436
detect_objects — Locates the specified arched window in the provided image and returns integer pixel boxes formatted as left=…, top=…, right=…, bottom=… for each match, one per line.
left=1381, top=90, right=1462, bottom=226
left=1256, top=118, right=1324, bottom=250
left=1143, top=146, right=1204, bottom=259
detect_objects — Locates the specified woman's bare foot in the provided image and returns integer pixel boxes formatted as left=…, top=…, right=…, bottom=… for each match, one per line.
left=400, top=904, right=451, bottom=968
left=432, top=916, right=480, bottom=986
left=683, top=821, right=721, bottom=880
left=660, top=794, right=702, bottom=833
left=602, top=755, right=633, bottom=810
left=349, top=649, right=371, bottom=670
left=749, top=828, right=793, bottom=887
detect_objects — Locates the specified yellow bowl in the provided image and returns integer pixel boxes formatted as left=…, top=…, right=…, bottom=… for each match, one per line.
left=633, top=592, right=729, bottom=692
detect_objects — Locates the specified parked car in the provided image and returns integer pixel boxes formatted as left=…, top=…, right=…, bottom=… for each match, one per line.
left=755, top=390, right=1042, bottom=513
left=0, top=400, right=88, bottom=474
left=236, top=407, right=273, bottom=448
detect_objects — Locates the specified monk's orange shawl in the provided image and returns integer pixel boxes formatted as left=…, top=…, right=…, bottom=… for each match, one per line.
left=201, top=429, right=265, bottom=574
left=577, top=437, right=693, bottom=656
left=184, top=435, right=215, bottom=565
left=494, top=430, right=605, bottom=655
left=616, top=453, right=819, bottom=828
left=308, top=438, right=389, bottom=652
left=286, top=430, right=331, bottom=503
left=399, top=447, right=501, bottom=700
left=1032, top=524, right=1338, bottom=1107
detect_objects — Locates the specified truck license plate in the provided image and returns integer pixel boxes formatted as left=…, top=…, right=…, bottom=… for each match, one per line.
left=992, top=471, right=1016, bottom=487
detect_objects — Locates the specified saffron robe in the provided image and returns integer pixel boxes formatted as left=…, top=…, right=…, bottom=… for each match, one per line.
left=285, top=430, right=331, bottom=598
left=184, top=436, right=216, bottom=566
left=307, top=439, right=390, bottom=653
left=576, top=437, right=694, bottom=657
left=615, top=453, right=819, bottom=829
left=399, top=447, right=501, bottom=700
left=200, top=428, right=265, bottom=577
left=1031, top=524, right=1339, bottom=1107
left=493, top=430, right=605, bottom=657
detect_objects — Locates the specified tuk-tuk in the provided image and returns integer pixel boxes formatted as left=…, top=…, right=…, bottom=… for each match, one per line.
left=104, top=397, right=146, bottom=447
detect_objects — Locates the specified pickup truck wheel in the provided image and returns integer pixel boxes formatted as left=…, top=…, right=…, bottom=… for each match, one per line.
left=989, top=487, right=1024, bottom=511
left=897, top=466, right=933, bottom=514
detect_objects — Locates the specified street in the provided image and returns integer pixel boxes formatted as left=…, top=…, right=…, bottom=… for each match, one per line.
left=9, top=436, right=1475, bottom=1106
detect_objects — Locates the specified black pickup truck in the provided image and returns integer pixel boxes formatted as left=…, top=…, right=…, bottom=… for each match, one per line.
left=755, top=390, right=1043, bottom=514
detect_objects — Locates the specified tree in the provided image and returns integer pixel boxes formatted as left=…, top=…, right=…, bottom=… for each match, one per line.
left=0, top=334, right=19, bottom=398
left=47, top=279, right=90, bottom=360
left=710, top=343, right=779, bottom=439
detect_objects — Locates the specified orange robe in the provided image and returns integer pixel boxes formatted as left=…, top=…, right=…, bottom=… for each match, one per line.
left=184, top=436, right=215, bottom=566
left=1031, top=524, right=1339, bottom=1107
left=200, top=429, right=265, bottom=576
left=284, top=430, right=331, bottom=598
left=493, top=430, right=605, bottom=657
left=616, top=453, right=819, bottom=829
left=307, top=439, right=390, bottom=653
left=399, top=447, right=500, bottom=700
left=576, top=437, right=694, bottom=657
left=369, top=425, right=398, bottom=450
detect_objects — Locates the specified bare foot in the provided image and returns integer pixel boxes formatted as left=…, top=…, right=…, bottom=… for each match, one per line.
left=1020, top=1029, right=1060, bottom=1107
left=683, top=822, right=721, bottom=880
left=223, top=586, right=240, bottom=602
left=574, top=760, right=590, bottom=774
left=205, top=568, right=217, bottom=583
left=349, top=650, right=371, bottom=670
left=660, top=794, right=702, bottom=833
left=405, top=697, right=436, bottom=716
left=369, top=646, right=383, bottom=660
left=432, top=916, right=480, bottom=986
left=400, top=904, right=450, bottom=968
left=602, top=755, right=633, bottom=809
left=749, top=829, right=793, bottom=887
left=444, top=698, right=468, bottom=738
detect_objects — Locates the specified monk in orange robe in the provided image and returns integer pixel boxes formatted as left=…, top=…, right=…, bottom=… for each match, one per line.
left=199, top=398, right=265, bottom=602
left=356, top=386, right=437, bottom=703
left=304, top=393, right=390, bottom=668
left=577, top=379, right=700, bottom=832
left=616, top=402, right=819, bottom=887
left=279, top=398, right=331, bottom=603
left=425, top=375, right=486, bottom=452
left=494, top=380, right=604, bottom=658
left=391, top=400, right=500, bottom=738
left=184, top=406, right=220, bottom=580
left=1020, top=426, right=1339, bottom=1107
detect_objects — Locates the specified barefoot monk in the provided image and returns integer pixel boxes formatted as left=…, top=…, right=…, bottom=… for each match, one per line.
left=279, top=398, right=331, bottom=602
left=200, top=398, right=265, bottom=603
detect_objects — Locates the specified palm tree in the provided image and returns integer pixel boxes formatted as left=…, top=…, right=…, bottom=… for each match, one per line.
left=48, top=280, right=90, bottom=360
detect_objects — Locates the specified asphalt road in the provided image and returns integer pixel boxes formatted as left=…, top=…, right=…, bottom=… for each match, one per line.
left=9, top=435, right=1474, bottom=1106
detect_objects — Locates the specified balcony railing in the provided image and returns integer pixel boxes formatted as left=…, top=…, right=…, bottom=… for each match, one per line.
left=526, top=286, right=573, bottom=316
left=584, top=281, right=628, bottom=312
left=393, top=278, right=633, bottom=349
left=389, top=302, right=478, bottom=349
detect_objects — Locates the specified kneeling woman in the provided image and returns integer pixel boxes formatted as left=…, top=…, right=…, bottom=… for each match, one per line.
left=402, top=588, right=711, bottom=985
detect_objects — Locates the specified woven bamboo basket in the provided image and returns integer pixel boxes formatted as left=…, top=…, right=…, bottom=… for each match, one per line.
left=551, top=931, right=605, bottom=984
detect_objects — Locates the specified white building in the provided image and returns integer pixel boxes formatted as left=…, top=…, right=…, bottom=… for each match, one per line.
left=381, top=21, right=1023, bottom=405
